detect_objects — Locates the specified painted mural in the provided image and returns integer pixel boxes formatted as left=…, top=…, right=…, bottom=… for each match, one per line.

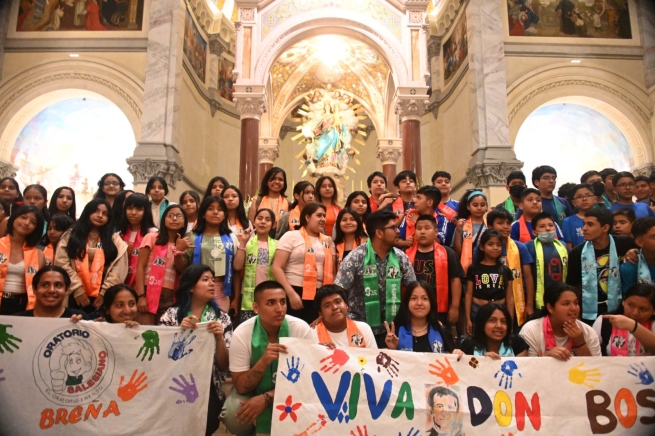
left=11, top=98, right=135, bottom=209
left=514, top=103, right=634, bottom=184
left=218, top=56, right=235, bottom=102
left=183, top=8, right=207, bottom=83
left=442, top=12, right=468, bottom=85
left=16, top=0, right=145, bottom=31
left=507, top=0, right=632, bottom=39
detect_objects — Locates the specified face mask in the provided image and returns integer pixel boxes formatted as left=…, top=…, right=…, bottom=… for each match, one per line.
left=592, top=181, right=605, bottom=197
left=509, top=185, right=525, bottom=199
left=536, top=231, right=557, bottom=244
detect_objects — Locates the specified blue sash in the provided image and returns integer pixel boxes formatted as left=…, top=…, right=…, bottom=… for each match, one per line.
left=398, top=324, right=444, bottom=353
left=637, top=250, right=653, bottom=284
left=192, top=233, right=235, bottom=296
left=473, top=341, right=515, bottom=357
left=581, top=237, right=621, bottom=320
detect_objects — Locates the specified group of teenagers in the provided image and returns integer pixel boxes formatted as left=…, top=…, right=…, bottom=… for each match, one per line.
left=1, top=164, right=655, bottom=436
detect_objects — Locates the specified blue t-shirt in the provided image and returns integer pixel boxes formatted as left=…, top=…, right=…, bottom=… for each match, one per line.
left=541, top=196, right=573, bottom=227
left=610, top=202, right=655, bottom=220
left=562, top=214, right=585, bottom=248
left=620, top=260, right=655, bottom=294
left=500, top=240, right=533, bottom=266
left=436, top=199, right=459, bottom=246
left=510, top=220, right=565, bottom=242
left=526, top=240, right=568, bottom=290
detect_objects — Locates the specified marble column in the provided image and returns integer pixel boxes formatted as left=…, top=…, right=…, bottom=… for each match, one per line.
left=395, top=95, right=428, bottom=177
left=377, top=140, right=403, bottom=188
left=234, top=93, right=267, bottom=197
left=464, top=0, right=522, bottom=204
left=637, top=0, right=655, bottom=89
left=0, top=1, right=10, bottom=82
left=127, top=0, right=186, bottom=189
left=259, top=138, right=279, bottom=177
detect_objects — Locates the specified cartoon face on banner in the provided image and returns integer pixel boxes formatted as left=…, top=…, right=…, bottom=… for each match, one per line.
left=33, top=326, right=115, bottom=406
left=425, top=384, right=462, bottom=435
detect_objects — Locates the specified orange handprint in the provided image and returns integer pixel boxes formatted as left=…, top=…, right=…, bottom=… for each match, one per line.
left=117, top=369, right=148, bottom=401
left=428, top=357, right=459, bottom=386
left=294, top=414, right=328, bottom=436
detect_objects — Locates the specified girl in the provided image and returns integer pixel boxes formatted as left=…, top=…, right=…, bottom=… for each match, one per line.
left=248, top=167, right=288, bottom=224
left=136, top=204, right=188, bottom=325
left=180, top=190, right=200, bottom=233
left=458, top=303, right=529, bottom=359
left=234, top=208, right=277, bottom=323
left=344, top=191, right=371, bottom=228
left=333, top=208, right=367, bottom=268
left=275, top=181, right=314, bottom=239
left=110, top=189, right=134, bottom=231
left=203, top=176, right=229, bottom=199
left=465, top=229, right=513, bottom=336
left=48, top=186, right=76, bottom=220
left=593, top=283, right=655, bottom=356
left=520, top=282, right=601, bottom=359
left=453, top=189, right=488, bottom=274
left=272, top=202, right=335, bottom=324
left=0, top=177, right=23, bottom=214
left=94, top=173, right=125, bottom=208
left=0, top=205, right=46, bottom=315
left=176, top=196, right=238, bottom=313
left=146, top=176, right=170, bottom=228
left=385, top=280, right=463, bottom=357
left=367, top=171, right=395, bottom=212
left=222, top=185, right=252, bottom=242
left=160, top=264, right=232, bottom=436
left=23, top=184, right=49, bottom=234
left=55, top=199, right=129, bottom=314
left=102, top=284, right=139, bottom=327
left=40, top=214, right=75, bottom=265
left=315, top=175, right=341, bottom=235
left=119, top=194, right=156, bottom=288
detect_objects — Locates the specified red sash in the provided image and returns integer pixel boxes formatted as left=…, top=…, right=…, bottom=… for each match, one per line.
left=369, top=197, right=379, bottom=213
left=406, top=242, right=449, bottom=312
left=438, top=203, right=457, bottom=224
left=146, top=242, right=178, bottom=314
left=122, top=230, right=145, bottom=287
left=405, top=209, right=438, bottom=241
left=518, top=215, right=531, bottom=243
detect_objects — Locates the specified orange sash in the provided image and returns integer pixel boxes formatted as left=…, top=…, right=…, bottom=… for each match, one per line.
left=43, top=244, right=54, bottom=266
left=392, top=197, right=405, bottom=217
left=122, top=230, right=145, bottom=287
left=438, top=202, right=457, bottom=224
left=518, top=215, right=531, bottom=243
left=405, top=209, right=438, bottom=241
left=259, top=195, right=289, bottom=223
left=336, top=237, right=362, bottom=267
left=75, top=240, right=105, bottom=298
left=369, top=197, right=379, bottom=212
left=316, top=318, right=367, bottom=348
left=300, top=228, right=334, bottom=300
left=461, top=218, right=485, bottom=274
left=0, top=235, right=40, bottom=309
left=324, top=204, right=340, bottom=236
left=288, top=206, right=301, bottom=230
left=406, top=241, right=450, bottom=312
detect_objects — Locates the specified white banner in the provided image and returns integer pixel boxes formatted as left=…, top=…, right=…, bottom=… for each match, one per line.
left=272, top=338, right=655, bottom=436
left=0, top=316, right=214, bottom=434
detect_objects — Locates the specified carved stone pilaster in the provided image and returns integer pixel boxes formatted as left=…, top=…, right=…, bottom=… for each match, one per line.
left=427, top=35, right=441, bottom=61
left=234, top=95, right=267, bottom=120
left=633, top=163, right=655, bottom=177
left=394, top=98, right=429, bottom=122
left=126, top=157, right=184, bottom=189
left=209, top=35, right=229, bottom=57
left=259, top=138, right=279, bottom=164
left=466, top=160, right=524, bottom=188
left=0, top=159, right=18, bottom=178
left=376, top=143, right=403, bottom=166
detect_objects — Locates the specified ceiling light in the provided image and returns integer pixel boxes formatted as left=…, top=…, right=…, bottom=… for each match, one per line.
left=69, top=54, right=79, bottom=58
left=571, top=59, right=581, bottom=63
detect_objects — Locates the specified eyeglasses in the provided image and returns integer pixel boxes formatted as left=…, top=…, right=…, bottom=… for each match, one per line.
left=103, top=181, right=121, bottom=187
left=382, top=224, right=399, bottom=231
left=166, top=214, right=184, bottom=220
left=616, top=183, right=635, bottom=188
left=573, top=195, right=595, bottom=201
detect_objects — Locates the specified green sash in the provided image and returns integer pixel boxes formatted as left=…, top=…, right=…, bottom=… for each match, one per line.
left=363, top=240, right=402, bottom=327
left=503, top=197, right=516, bottom=217
left=251, top=316, right=290, bottom=434
left=534, top=239, right=569, bottom=309
left=553, top=196, right=567, bottom=226
left=187, top=304, right=213, bottom=322
left=242, top=237, right=277, bottom=311
left=601, top=193, right=614, bottom=208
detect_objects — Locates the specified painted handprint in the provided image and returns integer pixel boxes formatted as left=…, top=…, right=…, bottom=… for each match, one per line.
left=628, top=362, right=654, bottom=385
left=429, top=357, right=459, bottom=386
left=281, top=356, right=305, bottom=383
left=351, top=425, right=375, bottom=436
left=168, top=329, right=196, bottom=361
left=136, top=330, right=160, bottom=361
left=320, top=349, right=350, bottom=374
left=494, top=360, right=522, bottom=389
left=399, top=428, right=419, bottom=436
left=117, top=369, right=148, bottom=402
left=376, top=352, right=399, bottom=378
left=293, top=414, right=327, bottom=436
left=568, top=362, right=602, bottom=389
left=169, top=373, right=199, bottom=404
left=0, top=324, right=22, bottom=353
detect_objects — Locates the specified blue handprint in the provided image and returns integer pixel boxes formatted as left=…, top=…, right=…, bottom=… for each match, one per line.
left=168, top=329, right=196, bottom=361
left=628, top=362, right=654, bottom=385
left=494, top=360, right=522, bottom=389
left=281, top=356, right=305, bottom=383
left=399, top=427, right=419, bottom=436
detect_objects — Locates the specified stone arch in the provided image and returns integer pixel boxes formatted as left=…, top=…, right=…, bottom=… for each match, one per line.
left=507, top=63, right=652, bottom=168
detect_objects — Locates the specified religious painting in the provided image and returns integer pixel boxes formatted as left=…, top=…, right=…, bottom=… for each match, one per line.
left=183, top=8, right=207, bottom=83
left=442, top=12, right=468, bottom=85
left=507, top=0, right=632, bottom=39
left=218, top=57, right=235, bottom=102
left=16, top=0, right=144, bottom=31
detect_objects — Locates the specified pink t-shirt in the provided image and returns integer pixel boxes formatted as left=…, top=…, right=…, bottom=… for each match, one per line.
left=276, top=230, right=335, bottom=288
left=140, top=233, right=177, bottom=290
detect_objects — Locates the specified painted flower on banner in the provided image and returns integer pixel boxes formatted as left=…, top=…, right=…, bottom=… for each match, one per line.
left=277, top=395, right=302, bottom=422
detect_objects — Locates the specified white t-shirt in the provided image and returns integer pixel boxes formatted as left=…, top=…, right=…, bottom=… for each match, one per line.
left=519, top=317, right=601, bottom=357
left=229, top=315, right=313, bottom=372
left=311, top=321, right=378, bottom=349
left=276, top=230, right=335, bottom=287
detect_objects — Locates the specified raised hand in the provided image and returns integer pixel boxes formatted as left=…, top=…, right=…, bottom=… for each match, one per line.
left=168, top=329, right=196, bottom=361
left=0, top=325, right=22, bottom=353
left=136, top=330, right=160, bottom=361
left=175, top=234, right=195, bottom=251
left=562, top=320, right=585, bottom=346
left=628, top=362, right=654, bottom=385
left=169, top=373, right=199, bottom=404
left=259, top=343, right=288, bottom=367
left=320, top=349, right=350, bottom=374
left=281, top=356, right=305, bottom=383
left=568, top=362, right=602, bottom=389
left=384, top=321, right=399, bottom=350
left=117, top=369, right=148, bottom=402
left=429, top=357, right=459, bottom=386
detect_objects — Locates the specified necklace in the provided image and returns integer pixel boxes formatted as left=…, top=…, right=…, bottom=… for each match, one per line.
left=412, top=323, right=428, bottom=335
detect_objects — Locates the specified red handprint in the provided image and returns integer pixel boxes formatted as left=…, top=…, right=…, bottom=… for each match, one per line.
left=320, top=349, right=350, bottom=374
left=294, top=414, right=328, bottom=436
left=428, top=357, right=459, bottom=386
left=117, top=369, right=148, bottom=401
left=351, top=425, right=376, bottom=436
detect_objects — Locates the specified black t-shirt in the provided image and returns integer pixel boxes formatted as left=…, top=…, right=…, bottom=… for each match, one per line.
left=413, top=247, right=465, bottom=311
left=566, top=235, right=637, bottom=314
left=15, top=308, right=87, bottom=318
left=458, top=335, right=529, bottom=356
left=466, top=263, right=513, bottom=301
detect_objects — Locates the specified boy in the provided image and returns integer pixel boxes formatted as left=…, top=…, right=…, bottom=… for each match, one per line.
left=600, top=167, right=618, bottom=207
left=613, top=208, right=636, bottom=237
left=580, top=170, right=602, bottom=185
left=532, top=165, right=573, bottom=227
left=487, top=208, right=535, bottom=324
left=566, top=208, right=638, bottom=325
left=406, top=214, right=464, bottom=328
left=496, top=170, right=526, bottom=220
left=525, top=212, right=569, bottom=311
left=562, top=184, right=596, bottom=249
left=635, top=175, right=653, bottom=205
left=510, top=188, right=565, bottom=243
left=620, top=218, right=655, bottom=291
left=392, top=170, right=418, bottom=248
left=648, top=172, right=655, bottom=207
left=367, top=171, right=395, bottom=212
left=432, top=170, right=459, bottom=246
left=398, top=185, right=441, bottom=247
left=610, top=171, right=655, bottom=219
